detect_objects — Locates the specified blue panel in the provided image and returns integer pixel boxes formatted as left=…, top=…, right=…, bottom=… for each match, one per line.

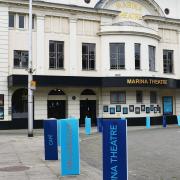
left=61, top=118, right=80, bottom=176
left=43, top=120, right=58, bottom=160
left=163, top=115, right=167, bottom=128
left=85, top=117, right=91, bottom=135
left=163, top=97, right=173, bottom=115
left=177, top=116, right=180, bottom=127
left=146, top=116, right=151, bottom=129
left=102, top=119, right=128, bottom=180
left=97, top=118, right=103, bottom=132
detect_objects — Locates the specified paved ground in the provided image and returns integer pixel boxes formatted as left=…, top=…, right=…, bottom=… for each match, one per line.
left=0, top=126, right=180, bottom=180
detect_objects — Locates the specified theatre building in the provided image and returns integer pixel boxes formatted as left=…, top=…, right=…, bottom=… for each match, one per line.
left=1, top=0, right=180, bottom=128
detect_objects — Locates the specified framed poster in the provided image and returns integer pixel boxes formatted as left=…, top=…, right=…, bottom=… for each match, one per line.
left=141, top=105, right=145, bottom=112
left=129, top=105, right=134, bottom=112
left=0, top=107, right=4, bottom=119
left=146, top=107, right=150, bottom=114
left=110, top=107, right=115, bottom=114
left=103, top=106, right=108, bottom=112
left=0, top=94, right=4, bottom=106
left=157, top=106, right=161, bottom=113
left=150, top=105, right=154, bottom=111
left=154, top=107, right=157, bottom=113
left=123, top=107, right=128, bottom=114
left=116, top=105, right=121, bottom=112
left=135, top=107, right=140, bottom=114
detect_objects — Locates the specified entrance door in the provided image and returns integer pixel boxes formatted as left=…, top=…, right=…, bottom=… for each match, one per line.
left=163, top=96, right=173, bottom=115
left=80, top=100, right=96, bottom=126
left=48, top=100, right=66, bottom=119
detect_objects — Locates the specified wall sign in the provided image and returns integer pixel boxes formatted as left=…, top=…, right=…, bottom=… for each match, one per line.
left=102, top=119, right=128, bottom=180
left=0, top=95, right=4, bottom=120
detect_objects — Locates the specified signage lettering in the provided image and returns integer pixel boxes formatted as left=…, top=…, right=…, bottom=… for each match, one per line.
left=127, top=79, right=168, bottom=85
left=103, top=120, right=128, bottom=180
left=48, top=135, right=54, bottom=146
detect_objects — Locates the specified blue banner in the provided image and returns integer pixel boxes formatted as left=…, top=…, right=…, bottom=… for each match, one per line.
left=43, top=119, right=58, bottom=160
left=177, top=116, right=180, bottom=127
left=102, top=119, right=128, bottom=180
left=61, top=118, right=80, bottom=176
left=85, top=116, right=91, bottom=135
left=146, top=116, right=151, bottom=129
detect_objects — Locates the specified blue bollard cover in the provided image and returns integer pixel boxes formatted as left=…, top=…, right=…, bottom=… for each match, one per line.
left=61, top=118, right=80, bottom=176
left=102, top=119, right=128, bottom=180
left=97, top=118, right=103, bottom=132
left=177, top=116, right=180, bottom=127
left=146, top=116, right=151, bottom=129
left=85, top=116, right=91, bottom=135
left=163, top=115, right=167, bottom=128
left=43, top=119, right=58, bottom=160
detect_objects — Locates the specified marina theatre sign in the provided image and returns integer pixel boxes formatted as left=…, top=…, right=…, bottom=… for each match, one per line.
left=127, top=78, right=168, bottom=85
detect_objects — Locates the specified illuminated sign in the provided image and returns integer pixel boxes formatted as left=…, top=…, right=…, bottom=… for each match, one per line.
left=127, top=79, right=168, bottom=85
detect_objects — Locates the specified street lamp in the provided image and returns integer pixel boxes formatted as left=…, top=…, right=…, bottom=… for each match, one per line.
left=28, top=0, right=33, bottom=137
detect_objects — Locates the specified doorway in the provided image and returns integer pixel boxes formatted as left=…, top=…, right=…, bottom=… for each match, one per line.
left=80, top=100, right=96, bottom=126
left=48, top=100, right=66, bottom=119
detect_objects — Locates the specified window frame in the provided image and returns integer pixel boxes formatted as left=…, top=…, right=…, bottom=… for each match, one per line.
left=110, top=91, right=126, bottom=104
left=135, top=43, right=141, bottom=70
left=163, top=49, right=174, bottom=74
left=49, top=40, right=64, bottom=69
left=13, top=50, right=29, bottom=69
left=149, top=45, right=156, bottom=72
left=150, top=91, right=157, bottom=104
left=110, top=43, right=125, bottom=70
left=136, top=91, right=143, bottom=103
left=82, top=43, right=96, bottom=70
left=9, top=13, right=15, bottom=28
left=18, top=14, right=25, bottom=29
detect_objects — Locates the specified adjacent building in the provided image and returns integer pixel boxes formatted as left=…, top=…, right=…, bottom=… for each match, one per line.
left=1, top=0, right=180, bottom=128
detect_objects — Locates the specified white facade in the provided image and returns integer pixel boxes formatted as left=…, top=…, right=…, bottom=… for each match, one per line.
left=1, top=0, right=180, bottom=127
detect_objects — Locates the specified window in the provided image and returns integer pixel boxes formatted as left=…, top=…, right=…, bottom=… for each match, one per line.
left=32, top=15, right=35, bottom=29
left=110, top=43, right=125, bottom=69
left=150, top=91, right=157, bottom=104
left=82, top=43, right=95, bottom=70
left=0, top=94, right=4, bottom=120
left=163, top=50, right=173, bottom=74
left=110, top=91, right=126, bottom=104
left=9, top=13, right=15, bottom=28
left=14, top=50, right=28, bottom=68
left=19, top=15, right=25, bottom=28
left=135, top=43, right=141, bottom=70
left=136, top=91, right=143, bottom=103
left=149, top=46, right=156, bottom=71
left=49, top=41, right=64, bottom=69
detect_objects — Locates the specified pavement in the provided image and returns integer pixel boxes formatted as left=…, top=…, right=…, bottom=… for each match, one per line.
left=0, top=126, right=180, bottom=180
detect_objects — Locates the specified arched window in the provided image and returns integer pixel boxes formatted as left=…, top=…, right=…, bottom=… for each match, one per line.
left=48, top=89, right=65, bottom=95
left=81, top=89, right=96, bottom=95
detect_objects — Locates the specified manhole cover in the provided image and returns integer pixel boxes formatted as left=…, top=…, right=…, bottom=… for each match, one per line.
left=0, top=166, right=30, bottom=172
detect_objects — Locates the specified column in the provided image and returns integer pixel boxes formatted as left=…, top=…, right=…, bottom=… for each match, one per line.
left=69, top=17, right=77, bottom=75
left=36, top=15, right=45, bottom=74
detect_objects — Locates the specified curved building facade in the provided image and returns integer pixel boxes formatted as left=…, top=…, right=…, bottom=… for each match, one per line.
left=1, top=0, right=180, bottom=128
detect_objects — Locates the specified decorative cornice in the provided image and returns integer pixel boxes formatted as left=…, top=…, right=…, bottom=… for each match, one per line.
left=0, top=0, right=120, bottom=17
left=97, top=31, right=161, bottom=40
left=143, top=15, right=180, bottom=25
